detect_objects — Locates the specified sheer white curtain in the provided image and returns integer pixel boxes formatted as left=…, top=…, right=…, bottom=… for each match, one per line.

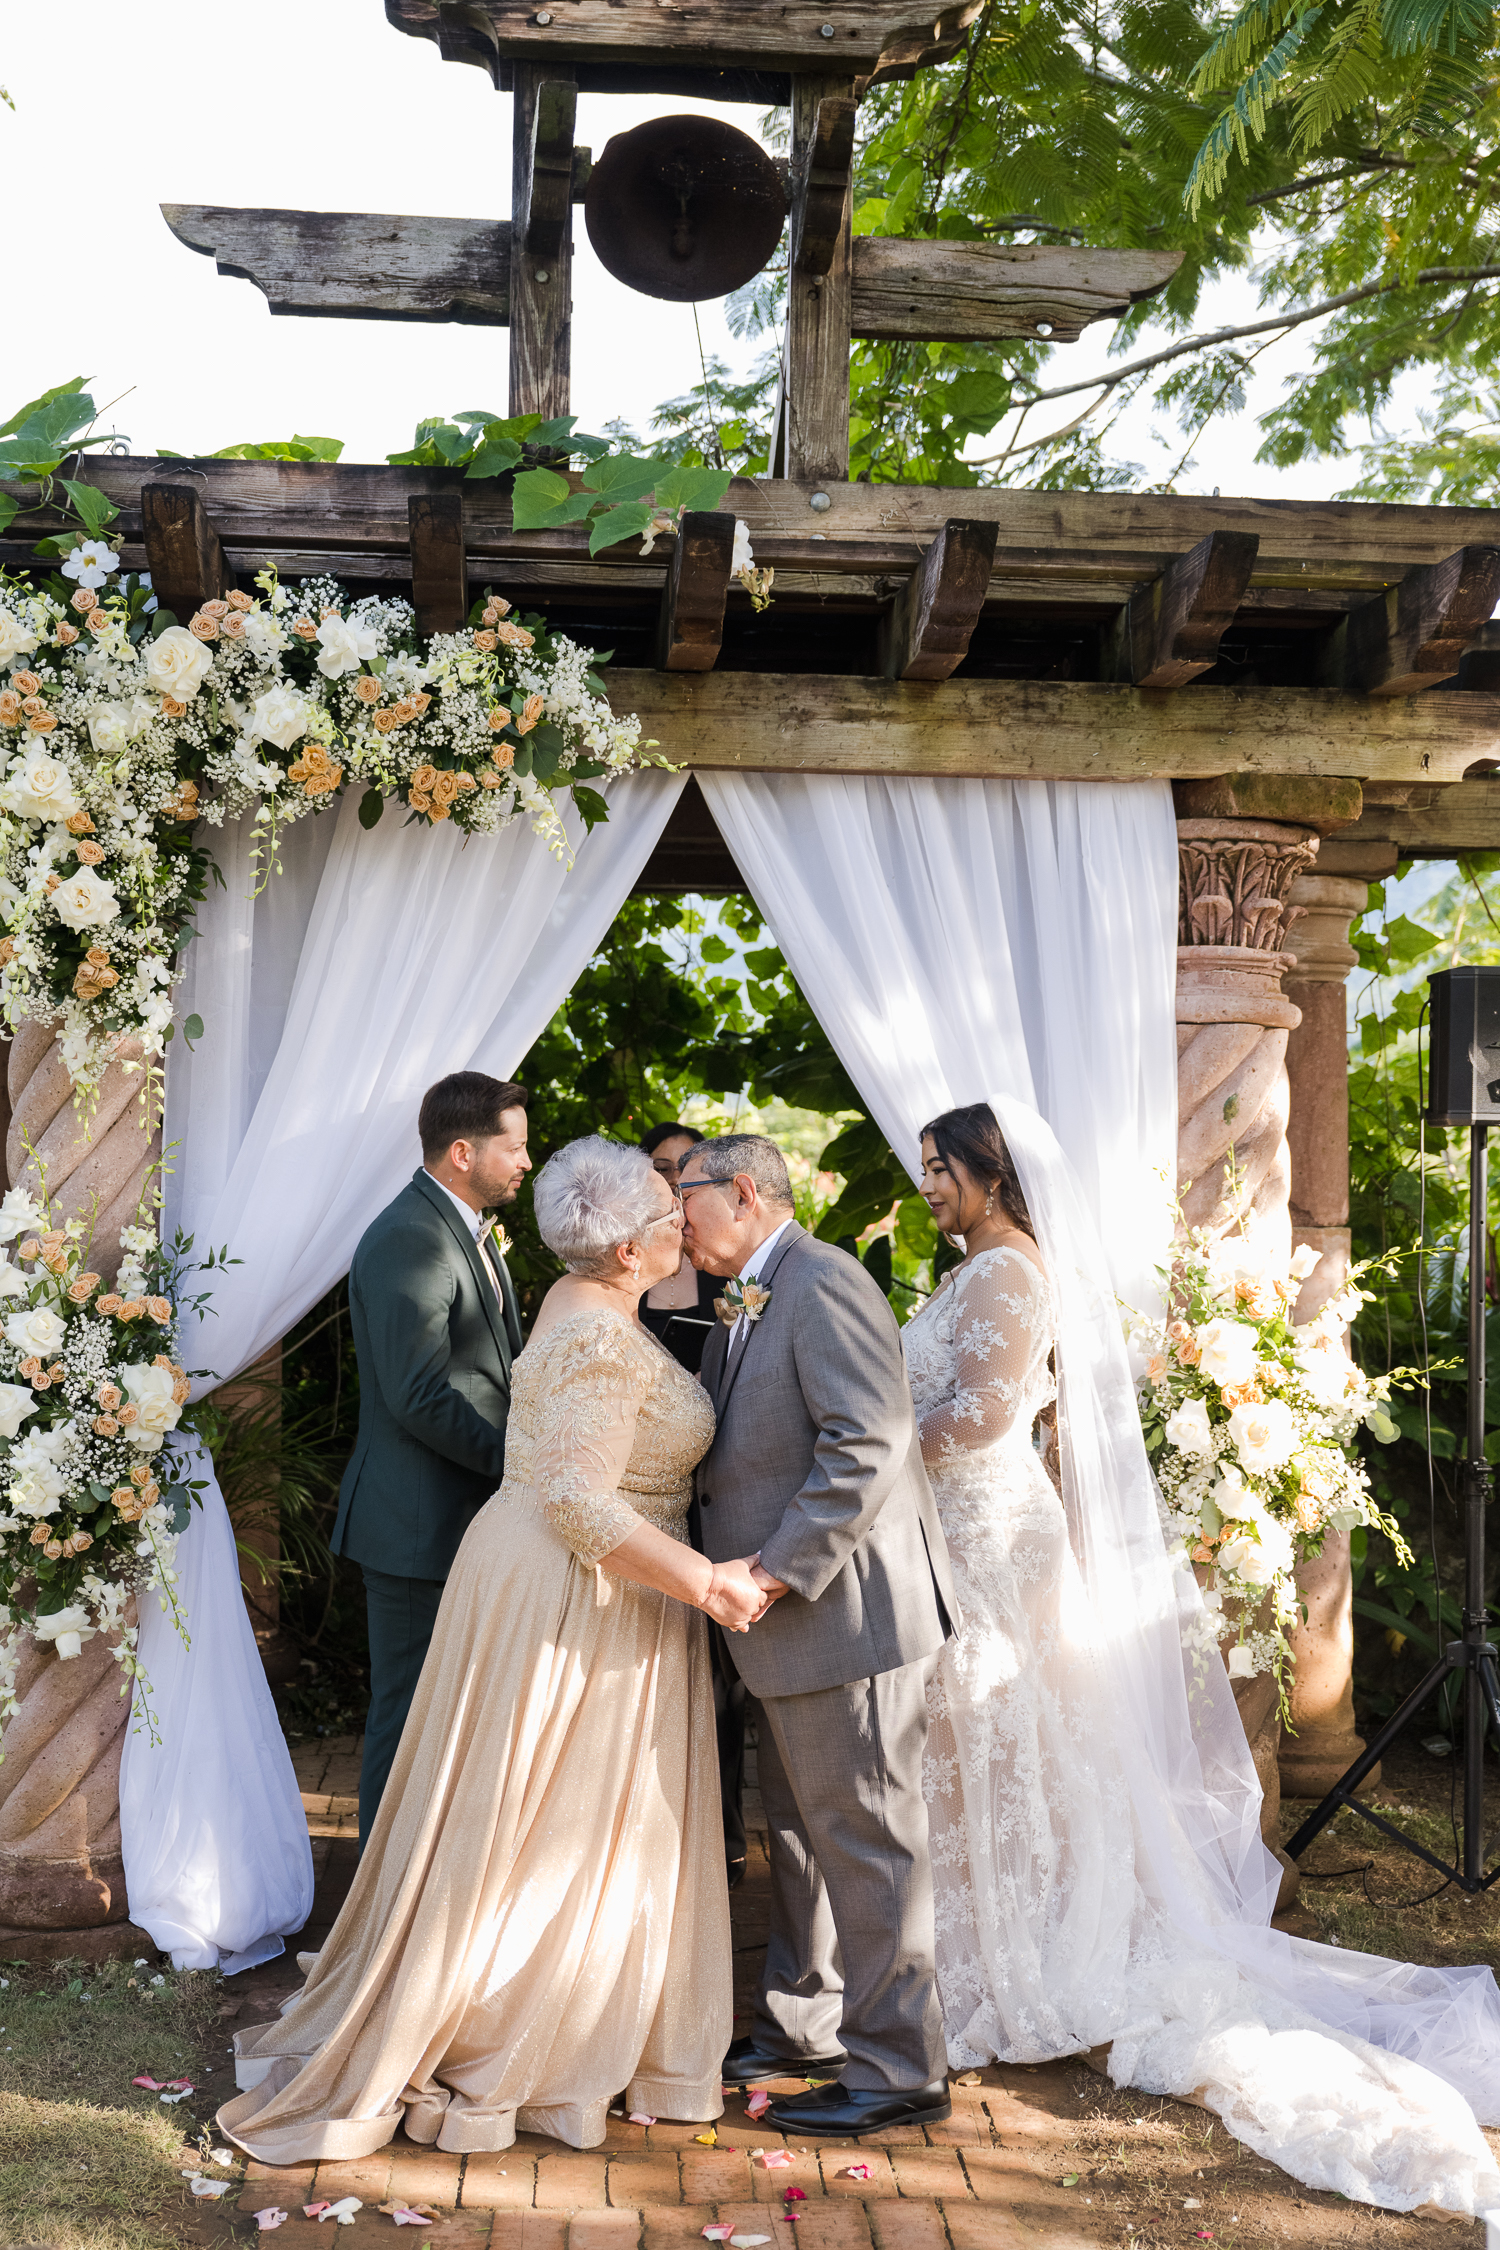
left=121, top=775, right=685, bottom=1970
left=702, top=770, right=1500, bottom=2213
left=700, top=772, right=1178, bottom=1303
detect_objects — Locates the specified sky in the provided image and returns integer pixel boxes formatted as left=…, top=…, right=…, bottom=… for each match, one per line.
left=2, top=5, right=1413, bottom=496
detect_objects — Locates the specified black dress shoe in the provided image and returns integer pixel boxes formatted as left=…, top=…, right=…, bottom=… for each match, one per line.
left=727, top=1857, right=746, bottom=1892
left=720, top=2035, right=847, bottom=2085
left=765, top=2079, right=953, bottom=2135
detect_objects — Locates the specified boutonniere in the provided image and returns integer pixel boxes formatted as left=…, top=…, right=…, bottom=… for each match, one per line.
left=714, top=1277, right=772, bottom=1326
left=486, top=1221, right=511, bottom=1260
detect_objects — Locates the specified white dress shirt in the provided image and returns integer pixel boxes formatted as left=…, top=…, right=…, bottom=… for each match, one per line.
left=428, top=1171, right=502, bottom=1299
left=728, top=1219, right=792, bottom=1356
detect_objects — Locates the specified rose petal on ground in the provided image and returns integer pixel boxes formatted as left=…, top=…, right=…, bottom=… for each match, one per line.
left=187, top=2177, right=232, bottom=2198
left=324, top=2199, right=363, bottom=2225
left=391, top=2213, right=433, bottom=2228
left=783, top=2189, right=807, bottom=2201
left=955, top=2071, right=982, bottom=2086
left=133, top=2075, right=166, bottom=2090
left=701, top=2226, right=734, bottom=2240
left=729, top=2236, right=771, bottom=2245
left=628, top=2112, right=655, bottom=2126
left=254, top=2212, right=288, bottom=2232
left=840, top=2166, right=872, bottom=2182
left=693, top=2129, right=718, bottom=2145
left=746, top=2090, right=772, bottom=2118
left=166, top=2078, right=193, bottom=2089
left=304, top=2206, right=331, bottom=2220
left=160, top=2088, right=194, bottom=2104
left=757, top=2151, right=795, bottom=2170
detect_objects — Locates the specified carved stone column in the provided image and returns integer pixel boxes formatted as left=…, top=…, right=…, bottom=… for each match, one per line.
left=0, top=1019, right=161, bottom=1956
left=1277, top=839, right=1399, bottom=1800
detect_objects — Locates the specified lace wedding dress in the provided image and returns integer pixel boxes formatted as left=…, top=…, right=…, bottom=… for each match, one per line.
left=220, top=1310, right=729, bottom=2161
left=904, top=1244, right=1500, bottom=2215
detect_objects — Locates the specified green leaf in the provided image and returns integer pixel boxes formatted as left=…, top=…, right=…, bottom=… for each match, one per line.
left=580, top=453, right=663, bottom=503
left=571, top=784, right=610, bottom=832
left=510, top=466, right=576, bottom=528
left=588, top=501, right=657, bottom=555
left=59, top=478, right=117, bottom=537
left=700, top=935, right=733, bottom=963
left=650, top=464, right=733, bottom=513
left=1384, top=914, right=1439, bottom=963
left=0, top=377, right=87, bottom=441
left=0, top=494, right=16, bottom=536
left=358, top=788, right=385, bottom=830
left=433, top=422, right=476, bottom=466
left=181, top=1013, right=204, bottom=1049
left=465, top=436, right=524, bottom=479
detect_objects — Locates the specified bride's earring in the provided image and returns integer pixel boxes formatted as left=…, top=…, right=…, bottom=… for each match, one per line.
left=983, top=1187, right=994, bottom=1219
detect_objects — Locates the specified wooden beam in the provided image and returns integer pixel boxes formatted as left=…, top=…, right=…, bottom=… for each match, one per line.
left=631, top=774, right=744, bottom=890
left=160, top=204, right=511, bottom=325
left=524, top=80, right=578, bottom=261
left=795, top=97, right=858, bottom=278
left=1329, top=544, right=1500, bottom=696
left=510, top=63, right=575, bottom=418
left=773, top=76, right=854, bottom=484
left=657, top=511, right=737, bottom=671
left=384, top=0, right=983, bottom=84
left=408, top=494, right=469, bottom=636
left=1111, top=529, right=1260, bottom=689
left=140, top=484, right=230, bottom=618
left=1337, top=777, right=1500, bottom=855
left=603, top=669, right=1500, bottom=785
left=879, top=519, right=999, bottom=680
left=852, top=239, right=1183, bottom=344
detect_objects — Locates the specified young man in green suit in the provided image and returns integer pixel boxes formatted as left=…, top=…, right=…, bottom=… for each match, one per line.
left=331, top=1072, right=530, bottom=1844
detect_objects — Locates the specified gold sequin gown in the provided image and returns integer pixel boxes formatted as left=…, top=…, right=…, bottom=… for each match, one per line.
left=218, top=1309, right=729, bottom=2160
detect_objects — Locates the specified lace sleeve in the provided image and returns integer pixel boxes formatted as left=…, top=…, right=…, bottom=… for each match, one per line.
left=532, top=1317, right=651, bottom=1565
left=916, top=1251, right=1051, bottom=1463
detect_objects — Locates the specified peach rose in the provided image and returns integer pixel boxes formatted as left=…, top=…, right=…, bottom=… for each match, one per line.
left=85, top=944, right=111, bottom=967
left=17, top=1241, right=39, bottom=1262
left=28, top=1523, right=48, bottom=1547
left=411, top=692, right=431, bottom=715
left=353, top=675, right=382, bottom=705
left=54, top=621, right=79, bottom=646
left=83, top=611, right=108, bottom=635
left=95, top=1294, right=122, bottom=1315
left=393, top=698, right=417, bottom=724
left=371, top=708, right=400, bottom=735
left=71, top=1530, right=92, bottom=1554
left=75, top=841, right=105, bottom=865
left=160, top=695, right=187, bottom=719
left=13, top=673, right=40, bottom=696
left=27, top=711, right=58, bottom=733
left=226, top=589, right=253, bottom=611
left=320, top=605, right=340, bottom=620
left=473, top=629, right=498, bottom=652
left=202, top=599, right=229, bottom=619
left=491, top=742, right=515, bottom=770
left=431, top=769, right=461, bottom=807
left=515, top=693, right=545, bottom=735
left=42, top=1537, right=62, bottom=1561
left=66, top=811, right=95, bottom=835
left=486, top=707, right=508, bottom=732
left=484, top=597, right=511, bottom=621
left=220, top=610, right=247, bottom=638
left=0, top=940, right=15, bottom=968
left=291, top=618, right=318, bottom=639
left=118, top=1403, right=138, bottom=1424
left=189, top=613, right=219, bottom=641
left=71, top=588, right=98, bottom=615
left=71, top=1274, right=102, bottom=1305
left=96, top=1383, right=121, bottom=1409
left=17, top=1357, right=39, bottom=1380
left=146, top=1296, right=171, bottom=1323
left=496, top=621, right=534, bottom=650
left=0, top=692, right=20, bottom=725
left=130, top=1461, right=152, bottom=1487
left=480, top=770, right=504, bottom=789
left=43, top=873, right=60, bottom=894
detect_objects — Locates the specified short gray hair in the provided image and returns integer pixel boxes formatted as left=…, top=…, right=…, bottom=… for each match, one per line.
left=533, top=1135, right=667, bottom=1276
left=694, top=1133, right=794, bottom=1209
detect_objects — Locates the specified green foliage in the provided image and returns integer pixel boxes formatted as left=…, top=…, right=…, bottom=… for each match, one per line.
left=0, top=381, right=122, bottom=544
left=162, top=434, right=344, bottom=462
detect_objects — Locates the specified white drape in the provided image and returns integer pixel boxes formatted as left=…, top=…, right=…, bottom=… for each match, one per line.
left=702, top=769, right=1500, bottom=2214
left=700, top=772, right=1178, bottom=1304
left=122, top=776, right=685, bottom=1970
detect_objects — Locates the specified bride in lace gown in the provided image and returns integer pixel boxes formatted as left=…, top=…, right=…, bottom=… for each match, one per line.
left=902, top=1100, right=1500, bottom=2216
left=220, top=1139, right=764, bottom=2162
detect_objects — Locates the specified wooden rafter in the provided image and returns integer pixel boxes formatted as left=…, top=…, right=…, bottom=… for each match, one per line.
left=1111, top=530, right=1261, bottom=690
left=879, top=519, right=999, bottom=680
left=160, top=204, right=511, bottom=325
left=851, top=241, right=1183, bottom=344
left=657, top=512, right=737, bottom=672
left=510, top=63, right=576, bottom=417
left=140, top=484, right=231, bottom=617
left=1329, top=544, right=1500, bottom=696
left=408, top=495, right=469, bottom=637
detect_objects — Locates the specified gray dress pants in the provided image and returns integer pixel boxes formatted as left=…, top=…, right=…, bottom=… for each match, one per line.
left=753, top=1653, right=946, bottom=2091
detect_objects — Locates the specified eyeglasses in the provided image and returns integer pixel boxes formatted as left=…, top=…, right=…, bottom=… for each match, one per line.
left=675, top=1175, right=730, bottom=1203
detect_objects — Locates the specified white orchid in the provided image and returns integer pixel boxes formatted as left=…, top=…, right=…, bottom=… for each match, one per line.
left=31, top=1603, right=97, bottom=1660
left=314, top=614, right=378, bottom=678
left=60, top=541, right=118, bottom=591
left=0, top=1190, right=43, bottom=1244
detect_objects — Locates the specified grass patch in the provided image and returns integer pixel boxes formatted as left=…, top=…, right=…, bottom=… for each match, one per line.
left=0, top=1954, right=229, bottom=2250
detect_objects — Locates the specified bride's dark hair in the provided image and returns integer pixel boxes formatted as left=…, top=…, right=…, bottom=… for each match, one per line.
left=920, top=1102, right=1037, bottom=1242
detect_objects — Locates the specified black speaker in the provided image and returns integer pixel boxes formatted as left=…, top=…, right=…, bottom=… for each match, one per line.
left=1426, top=966, right=1500, bottom=1125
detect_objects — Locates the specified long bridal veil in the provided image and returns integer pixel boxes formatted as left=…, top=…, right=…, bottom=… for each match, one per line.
left=993, top=1092, right=1500, bottom=2214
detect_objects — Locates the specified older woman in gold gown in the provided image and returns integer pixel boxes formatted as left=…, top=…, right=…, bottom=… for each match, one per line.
left=219, top=1138, right=764, bottom=2160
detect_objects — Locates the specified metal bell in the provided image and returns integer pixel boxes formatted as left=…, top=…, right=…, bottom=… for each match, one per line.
left=584, top=115, right=786, bottom=303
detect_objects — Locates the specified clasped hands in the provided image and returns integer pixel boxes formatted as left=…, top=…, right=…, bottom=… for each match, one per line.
left=701, top=1555, right=788, bottom=1633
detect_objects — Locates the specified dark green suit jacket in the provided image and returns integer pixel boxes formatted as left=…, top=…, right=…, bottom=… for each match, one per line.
left=331, top=1169, right=524, bottom=1581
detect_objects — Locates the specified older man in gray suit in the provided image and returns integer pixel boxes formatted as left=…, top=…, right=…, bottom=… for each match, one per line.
left=683, top=1133, right=958, bottom=2138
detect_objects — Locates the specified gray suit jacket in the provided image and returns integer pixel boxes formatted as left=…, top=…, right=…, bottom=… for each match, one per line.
left=331, top=1169, right=524, bottom=1582
left=696, top=1221, right=957, bottom=1698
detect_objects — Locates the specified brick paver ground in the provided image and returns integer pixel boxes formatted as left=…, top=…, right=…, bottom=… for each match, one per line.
left=232, top=1736, right=1488, bottom=2248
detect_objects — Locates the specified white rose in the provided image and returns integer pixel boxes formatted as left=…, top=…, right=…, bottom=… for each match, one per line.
left=1225, top=1642, right=1258, bottom=1679
left=1, top=749, right=82, bottom=826
left=240, top=610, right=287, bottom=660
left=0, top=1383, right=37, bottom=1440
left=1195, top=1317, right=1259, bottom=1389
left=86, top=699, right=153, bottom=759
left=0, top=1266, right=28, bottom=1307
left=1226, top=1397, right=1298, bottom=1473
left=31, top=1603, right=95, bottom=1661
left=143, top=625, right=214, bottom=702
left=0, top=610, right=38, bottom=669
left=0, top=1189, right=42, bottom=1244
left=1295, top=1343, right=1352, bottom=1410
left=1164, top=1396, right=1214, bottom=1456
left=5, top=1305, right=65, bottom=1357
left=8, top=1458, right=67, bottom=1519
left=245, top=684, right=312, bottom=752
left=121, top=1361, right=182, bottom=1451
left=314, top=614, right=378, bottom=679
left=51, top=867, right=120, bottom=932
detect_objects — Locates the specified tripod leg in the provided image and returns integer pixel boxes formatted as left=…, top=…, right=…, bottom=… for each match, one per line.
left=1481, top=1653, right=1500, bottom=1742
left=1286, top=1647, right=1463, bottom=1861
